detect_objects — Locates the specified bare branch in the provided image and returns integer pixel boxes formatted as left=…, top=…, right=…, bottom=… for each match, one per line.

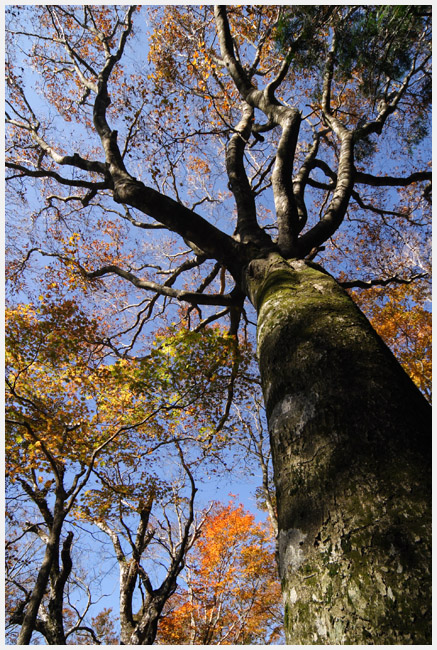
left=355, top=170, right=432, bottom=188
left=92, top=6, right=136, bottom=173
left=354, top=52, right=431, bottom=141
left=297, top=132, right=354, bottom=256
left=214, top=6, right=255, bottom=102
left=6, top=162, right=110, bottom=191
left=293, top=128, right=330, bottom=231
left=226, top=103, right=272, bottom=248
left=341, top=273, right=428, bottom=290
left=94, top=520, right=125, bottom=564
left=86, top=263, right=238, bottom=306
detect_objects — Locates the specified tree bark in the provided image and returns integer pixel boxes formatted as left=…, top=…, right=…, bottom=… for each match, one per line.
left=16, top=508, right=66, bottom=645
left=245, top=253, right=431, bottom=644
left=128, top=598, right=165, bottom=646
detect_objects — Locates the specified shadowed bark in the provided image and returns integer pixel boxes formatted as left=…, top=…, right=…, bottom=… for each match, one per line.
left=245, top=254, right=431, bottom=643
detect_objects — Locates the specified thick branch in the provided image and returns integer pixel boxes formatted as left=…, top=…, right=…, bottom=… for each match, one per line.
left=215, top=7, right=304, bottom=256
left=214, top=6, right=255, bottom=101
left=98, top=176, right=242, bottom=280
left=265, top=49, right=294, bottom=102
left=134, top=508, right=154, bottom=561
left=85, top=263, right=238, bottom=306
left=293, top=130, right=330, bottom=231
left=272, top=108, right=302, bottom=256
left=92, top=6, right=135, bottom=177
left=307, top=162, right=431, bottom=210
left=16, top=492, right=67, bottom=645
left=298, top=133, right=355, bottom=256
left=6, top=162, right=110, bottom=191
left=52, top=531, right=74, bottom=611
left=355, top=170, right=432, bottom=188
left=6, top=110, right=106, bottom=175
left=321, top=32, right=349, bottom=138
left=226, top=103, right=272, bottom=248
left=17, top=477, right=54, bottom=530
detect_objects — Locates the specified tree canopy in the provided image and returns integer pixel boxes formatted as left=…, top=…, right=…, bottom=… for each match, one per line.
left=5, top=5, right=431, bottom=390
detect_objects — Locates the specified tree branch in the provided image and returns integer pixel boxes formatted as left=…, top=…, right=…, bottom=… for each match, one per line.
left=341, top=273, right=428, bottom=290
left=92, top=6, right=135, bottom=175
left=271, top=108, right=301, bottom=256
left=5, top=162, right=110, bottom=191
left=226, top=103, right=272, bottom=248
left=354, top=52, right=431, bottom=141
left=94, top=520, right=125, bottom=564
left=214, top=6, right=255, bottom=102
left=297, top=132, right=354, bottom=256
left=293, top=129, right=330, bottom=231
left=85, top=263, right=239, bottom=306
left=53, top=531, right=74, bottom=606
left=355, top=170, right=432, bottom=188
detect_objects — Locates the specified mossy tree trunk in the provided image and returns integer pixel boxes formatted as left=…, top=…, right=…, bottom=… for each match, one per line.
left=246, top=253, right=431, bottom=645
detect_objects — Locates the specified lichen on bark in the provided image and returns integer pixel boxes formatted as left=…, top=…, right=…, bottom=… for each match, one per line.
left=246, top=253, right=431, bottom=644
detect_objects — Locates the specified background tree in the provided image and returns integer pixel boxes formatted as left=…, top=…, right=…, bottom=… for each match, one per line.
left=5, top=288, right=257, bottom=644
left=5, top=5, right=431, bottom=643
left=349, top=281, right=431, bottom=401
left=233, top=396, right=278, bottom=537
left=156, top=502, right=283, bottom=645
left=6, top=296, right=113, bottom=644
left=79, top=443, right=207, bottom=646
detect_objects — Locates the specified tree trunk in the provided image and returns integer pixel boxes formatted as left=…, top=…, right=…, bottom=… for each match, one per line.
left=16, top=512, right=65, bottom=646
left=245, top=253, right=431, bottom=645
left=127, top=597, right=164, bottom=645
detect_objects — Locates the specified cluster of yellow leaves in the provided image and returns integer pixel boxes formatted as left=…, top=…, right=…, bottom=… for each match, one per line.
left=6, top=290, right=254, bottom=523
left=5, top=297, right=159, bottom=491
left=6, top=298, right=115, bottom=478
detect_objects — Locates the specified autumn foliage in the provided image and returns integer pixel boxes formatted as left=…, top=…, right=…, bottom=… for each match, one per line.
left=5, top=287, right=277, bottom=644
left=157, top=502, right=283, bottom=645
left=351, top=282, right=431, bottom=401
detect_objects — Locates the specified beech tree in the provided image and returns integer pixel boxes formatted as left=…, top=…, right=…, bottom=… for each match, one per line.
left=82, top=443, right=208, bottom=646
left=5, top=5, right=431, bottom=644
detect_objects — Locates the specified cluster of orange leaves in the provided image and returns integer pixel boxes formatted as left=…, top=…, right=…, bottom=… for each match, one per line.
left=351, top=283, right=431, bottom=400
left=146, top=6, right=282, bottom=137
left=157, top=502, right=283, bottom=645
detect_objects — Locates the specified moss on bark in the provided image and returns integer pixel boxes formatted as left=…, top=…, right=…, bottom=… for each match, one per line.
left=246, top=254, right=431, bottom=644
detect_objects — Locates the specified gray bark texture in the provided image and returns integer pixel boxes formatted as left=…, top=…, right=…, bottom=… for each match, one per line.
left=246, top=253, right=431, bottom=645
left=16, top=494, right=68, bottom=646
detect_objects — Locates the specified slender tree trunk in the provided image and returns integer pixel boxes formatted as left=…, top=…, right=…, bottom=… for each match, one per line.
left=16, top=513, right=65, bottom=645
left=246, top=253, right=431, bottom=644
left=127, top=597, right=164, bottom=645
